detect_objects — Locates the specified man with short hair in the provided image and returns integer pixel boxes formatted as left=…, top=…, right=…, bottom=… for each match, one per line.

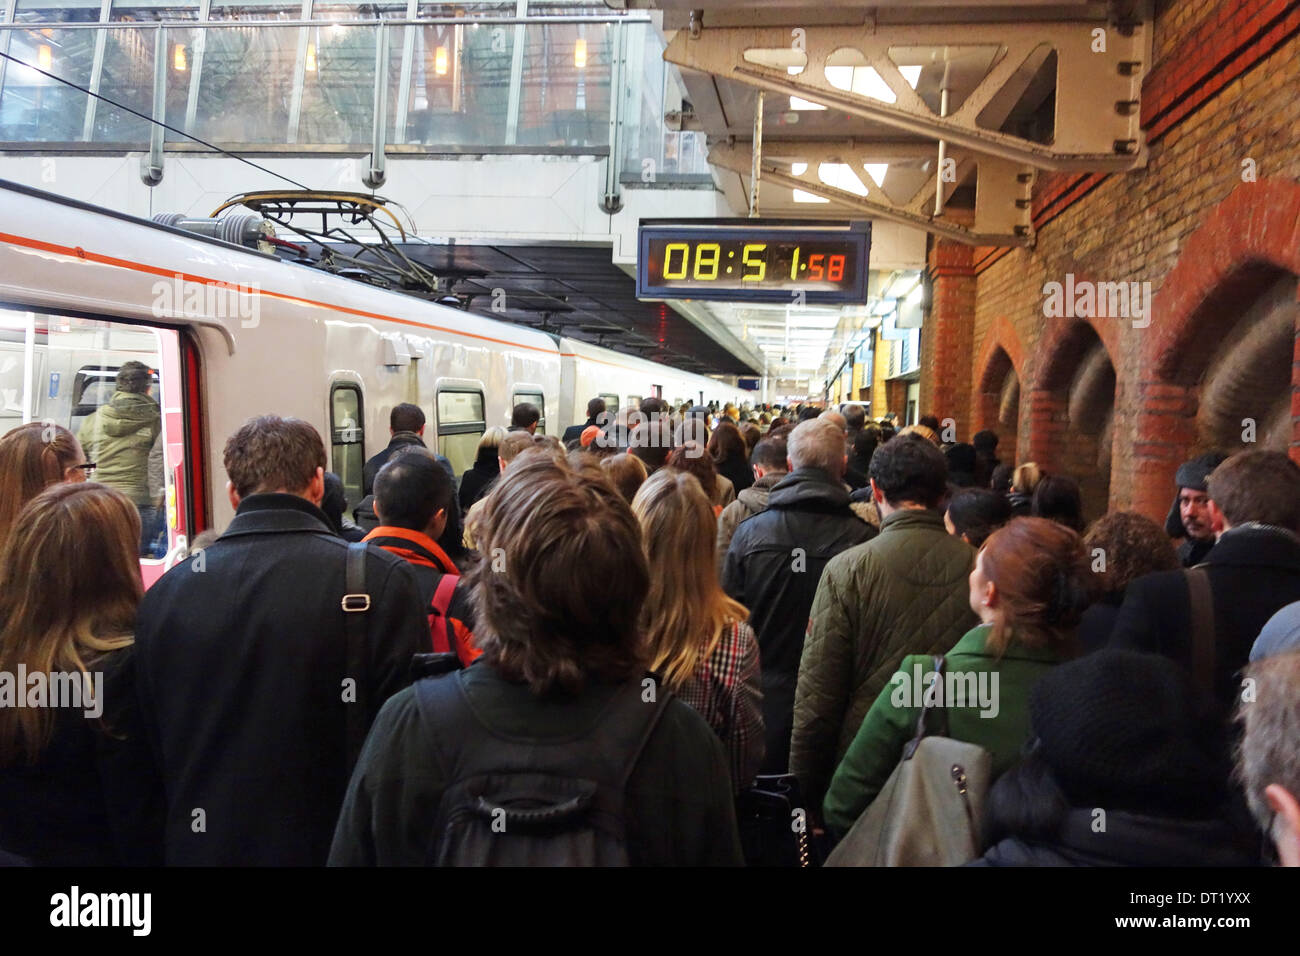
left=1164, top=451, right=1229, bottom=567
left=562, top=397, right=606, bottom=445
left=366, top=447, right=479, bottom=665
left=1112, top=449, right=1300, bottom=717
left=133, top=415, right=429, bottom=865
left=361, top=402, right=428, bottom=497
left=790, top=434, right=977, bottom=809
left=715, top=431, right=789, bottom=567
left=723, top=419, right=877, bottom=773
left=510, top=403, right=541, bottom=434
left=1237, top=651, right=1300, bottom=866
left=462, top=430, right=537, bottom=549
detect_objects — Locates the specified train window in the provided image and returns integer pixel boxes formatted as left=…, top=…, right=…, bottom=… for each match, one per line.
left=599, top=392, right=619, bottom=415
left=330, top=383, right=365, bottom=509
left=512, top=390, right=546, bottom=434
left=436, top=387, right=486, bottom=477
left=0, top=309, right=189, bottom=573
left=626, top=396, right=642, bottom=411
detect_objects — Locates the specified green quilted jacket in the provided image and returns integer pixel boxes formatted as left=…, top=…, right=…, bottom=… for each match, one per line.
left=790, top=507, right=977, bottom=810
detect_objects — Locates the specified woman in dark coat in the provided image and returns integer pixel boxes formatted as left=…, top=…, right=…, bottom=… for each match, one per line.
left=970, top=650, right=1259, bottom=867
left=708, top=422, right=754, bottom=495
left=0, top=483, right=162, bottom=865
left=457, top=427, right=506, bottom=515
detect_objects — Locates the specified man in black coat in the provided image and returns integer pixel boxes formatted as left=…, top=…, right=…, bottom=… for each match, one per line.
left=1111, top=450, right=1300, bottom=718
left=722, top=418, right=876, bottom=772
left=362, top=402, right=428, bottom=497
left=561, top=396, right=606, bottom=445
left=133, top=415, right=429, bottom=865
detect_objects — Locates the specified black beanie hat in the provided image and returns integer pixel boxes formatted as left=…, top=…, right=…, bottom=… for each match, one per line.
left=1165, top=451, right=1230, bottom=537
left=1029, top=650, right=1228, bottom=817
left=1175, top=452, right=1229, bottom=493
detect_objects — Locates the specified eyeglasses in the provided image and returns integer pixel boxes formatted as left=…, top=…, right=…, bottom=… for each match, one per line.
left=71, top=462, right=97, bottom=477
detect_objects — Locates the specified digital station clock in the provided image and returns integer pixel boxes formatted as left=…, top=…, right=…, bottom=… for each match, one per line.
left=636, top=220, right=870, bottom=305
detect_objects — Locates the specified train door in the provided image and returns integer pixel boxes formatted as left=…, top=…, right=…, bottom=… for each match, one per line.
left=329, top=382, right=366, bottom=510
left=436, top=385, right=486, bottom=478
left=0, top=308, right=196, bottom=587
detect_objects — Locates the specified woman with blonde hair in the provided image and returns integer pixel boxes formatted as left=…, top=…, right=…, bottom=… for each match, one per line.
left=0, top=421, right=92, bottom=554
left=632, top=468, right=764, bottom=790
left=0, top=482, right=162, bottom=865
left=457, top=425, right=507, bottom=515
left=1009, top=461, right=1044, bottom=516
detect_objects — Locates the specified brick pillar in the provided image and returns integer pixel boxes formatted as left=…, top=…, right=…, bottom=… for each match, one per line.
left=1130, top=381, right=1200, bottom=524
left=922, top=236, right=976, bottom=440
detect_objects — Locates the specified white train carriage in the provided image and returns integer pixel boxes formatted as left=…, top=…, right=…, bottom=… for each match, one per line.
left=0, top=180, right=741, bottom=585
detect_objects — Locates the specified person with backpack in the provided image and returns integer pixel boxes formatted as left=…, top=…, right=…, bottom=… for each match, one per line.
left=364, top=447, right=479, bottom=666
left=821, top=517, right=1091, bottom=840
left=328, top=455, right=743, bottom=866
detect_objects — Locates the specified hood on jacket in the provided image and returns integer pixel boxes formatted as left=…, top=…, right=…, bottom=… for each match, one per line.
left=735, top=472, right=784, bottom=510
left=97, top=391, right=160, bottom=436
left=768, top=468, right=851, bottom=511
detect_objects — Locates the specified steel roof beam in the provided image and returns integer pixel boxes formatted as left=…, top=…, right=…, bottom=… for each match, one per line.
left=709, top=138, right=1034, bottom=245
left=665, top=13, right=1151, bottom=173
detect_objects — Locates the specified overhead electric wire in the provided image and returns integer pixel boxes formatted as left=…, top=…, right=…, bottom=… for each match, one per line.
left=0, top=49, right=311, bottom=191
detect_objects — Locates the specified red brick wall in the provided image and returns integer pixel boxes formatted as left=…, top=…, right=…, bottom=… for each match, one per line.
left=949, top=0, right=1300, bottom=525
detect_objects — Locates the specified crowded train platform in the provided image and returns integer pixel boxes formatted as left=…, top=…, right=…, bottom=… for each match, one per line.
left=0, top=0, right=1295, bottom=937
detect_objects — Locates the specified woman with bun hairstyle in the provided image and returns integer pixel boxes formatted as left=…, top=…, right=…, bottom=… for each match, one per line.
left=822, top=516, right=1094, bottom=837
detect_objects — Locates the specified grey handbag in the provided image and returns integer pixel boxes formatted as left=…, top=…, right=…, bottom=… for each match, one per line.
left=825, top=656, right=993, bottom=867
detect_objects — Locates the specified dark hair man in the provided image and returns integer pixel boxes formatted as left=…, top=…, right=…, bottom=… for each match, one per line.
left=361, top=403, right=427, bottom=497
left=722, top=419, right=876, bottom=773
left=329, top=456, right=743, bottom=865
left=510, top=402, right=541, bottom=434
left=133, top=415, right=429, bottom=864
left=562, top=397, right=607, bottom=445
left=714, top=431, right=789, bottom=567
left=1113, top=449, right=1300, bottom=717
left=1164, top=451, right=1229, bottom=567
left=367, top=447, right=478, bottom=665
left=790, top=434, right=976, bottom=809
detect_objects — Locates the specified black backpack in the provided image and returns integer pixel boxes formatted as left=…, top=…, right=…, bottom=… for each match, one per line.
left=413, top=671, right=670, bottom=866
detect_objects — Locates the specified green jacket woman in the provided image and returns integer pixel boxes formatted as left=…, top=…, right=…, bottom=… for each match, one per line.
left=822, top=622, right=1062, bottom=834
left=822, top=516, right=1094, bottom=837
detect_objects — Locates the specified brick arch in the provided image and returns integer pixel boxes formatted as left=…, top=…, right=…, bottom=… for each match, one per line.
left=974, top=315, right=1026, bottom=395
left=1131, top=179, right=1300, bottom=524
left=1027, top=316, right=1119, bottom=522
left=971, top=315, right=1027, bottom=462
left=1032, top=309, right=1121, bottom=394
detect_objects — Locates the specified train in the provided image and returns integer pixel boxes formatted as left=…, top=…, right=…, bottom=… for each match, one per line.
left=0, top=179, right=743, bottom=583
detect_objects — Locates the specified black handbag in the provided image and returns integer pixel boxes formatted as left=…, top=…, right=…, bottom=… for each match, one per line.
left=735, top=773, right=823, bottom=867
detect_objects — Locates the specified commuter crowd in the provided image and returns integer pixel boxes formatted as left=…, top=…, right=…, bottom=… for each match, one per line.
left=1, top=388, right=1298, bottom=868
